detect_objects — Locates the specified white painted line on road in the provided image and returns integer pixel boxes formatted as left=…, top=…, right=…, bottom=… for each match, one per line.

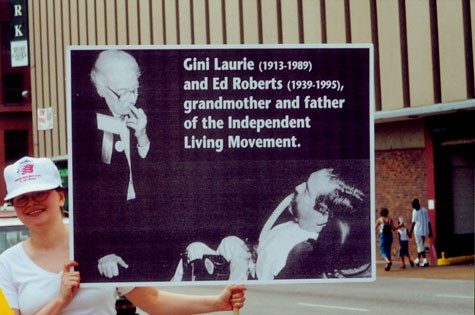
left=298, top=302, right=370, bottom=312
left=435, top=294, right=474, bottom=300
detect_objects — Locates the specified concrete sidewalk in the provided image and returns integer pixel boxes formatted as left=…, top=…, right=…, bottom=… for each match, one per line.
left=376, top=260, right=474, bottom=281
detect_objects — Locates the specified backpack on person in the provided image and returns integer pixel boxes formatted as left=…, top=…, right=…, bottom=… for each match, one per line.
left=382, top=219, right=392, bottom=236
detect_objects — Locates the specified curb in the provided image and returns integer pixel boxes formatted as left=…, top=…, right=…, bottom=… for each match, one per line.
left=437, top=254, right=475, bottom=266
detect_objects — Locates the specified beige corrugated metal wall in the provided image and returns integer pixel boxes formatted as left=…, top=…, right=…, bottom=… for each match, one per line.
left=27, top=0, right=474, bottom=158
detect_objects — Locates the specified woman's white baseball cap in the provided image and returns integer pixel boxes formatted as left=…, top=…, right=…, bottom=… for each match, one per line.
left=4, top=156, right=63, bottom=200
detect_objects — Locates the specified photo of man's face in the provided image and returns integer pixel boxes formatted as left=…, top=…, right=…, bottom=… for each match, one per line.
left=293, top=181, right=329, bottom=234
left=92, top=50, right=141, bottom=117
left=101, top=70, right=139, bottom=117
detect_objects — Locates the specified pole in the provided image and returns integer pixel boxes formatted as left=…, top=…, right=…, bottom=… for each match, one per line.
left=233, top=306, right=240, bottom=315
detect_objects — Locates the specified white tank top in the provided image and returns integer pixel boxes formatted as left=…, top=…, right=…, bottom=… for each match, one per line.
left=398, top=228, right=408, bottom=241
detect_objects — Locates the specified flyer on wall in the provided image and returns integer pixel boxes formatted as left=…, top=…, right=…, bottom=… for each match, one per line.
left=66, top=44, right=375, bottom=287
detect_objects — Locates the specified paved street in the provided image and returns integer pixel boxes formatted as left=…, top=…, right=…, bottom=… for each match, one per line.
left=135, top=262, right=474, bottom=315
left=136, top=262, right=474, bottom=315
left=155, top=278, right=473, bottom=315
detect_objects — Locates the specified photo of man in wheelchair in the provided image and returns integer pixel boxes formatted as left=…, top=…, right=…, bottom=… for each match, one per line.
left=172, top=168, right=372, bottom=282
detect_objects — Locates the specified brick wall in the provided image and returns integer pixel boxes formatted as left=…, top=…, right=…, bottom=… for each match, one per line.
left=375, top=148, right=428, bottom=262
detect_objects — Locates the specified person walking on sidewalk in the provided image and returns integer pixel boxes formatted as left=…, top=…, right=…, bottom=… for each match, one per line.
left=376, top=208, right=399, bottom=271
left=397, top=217, right=415, bottom=269
left=409, top=198, right=432, bottom=267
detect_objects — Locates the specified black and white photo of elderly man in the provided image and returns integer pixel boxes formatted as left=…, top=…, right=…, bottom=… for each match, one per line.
left=90, top=50, right=150, bottom=200
left=71, top=50, right=158, bottom=281
left=88, top=50, right=154, bottom=278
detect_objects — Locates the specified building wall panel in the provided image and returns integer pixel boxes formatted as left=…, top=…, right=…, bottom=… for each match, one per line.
left=209, top=0, right=224, bottom=44
left=69, top=0, right=78, bottom=45
left=86, top=0, right=96, bottom=45
left=302, top=0, right=322, bottom=43
left=376, top=0, right=405, bottom=110
left=349, top=0, right=372, bottom=43
left=164, top=0, right=178, bottom=44
left=437, top=0, right=468, bottom=102
left=151, top=0, right=164, bottom=44
left=138, top=0, right=151, bottom=45
left=61, top=0, right=71, bottom=47
left=55, top=0, right=67, bottom=155
left=242, top=0, right=259, bottom=44
left=77, top=0, right=87, bottom=44
left=281, top=0, right=299, bottom=44
left=96, top=0, right=106, bottom=44
left=39, top=0, right=51, bottom=156
left=105, top=0, right=117, bottom=45
left=178, top=0, right=192, bottom=44
left=127, top=0, right=140, bottom=45
left=193, top=0, right=208, bottom=44
left=405, top=0, right=434, bottom=107
left=47, top=0, right=59, bottom=156
left=325, top=0, right=346, bottom=43
left=116, top=0, right=128, bottom=44
left=261, top=0, right=279, bottom=43
left=375, top=120, right=425, bottom=150
left=225, top=0, right=242, bottom=44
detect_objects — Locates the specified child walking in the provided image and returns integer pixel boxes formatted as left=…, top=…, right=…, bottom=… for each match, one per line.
left=397, top=217, right=415, bottom=269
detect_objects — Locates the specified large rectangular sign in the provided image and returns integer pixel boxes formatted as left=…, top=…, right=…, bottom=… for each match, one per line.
left=67, top=45, right=375, bottom=286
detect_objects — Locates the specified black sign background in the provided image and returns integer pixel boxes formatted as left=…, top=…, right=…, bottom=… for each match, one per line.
left=69, top=46, right=373, bottom=284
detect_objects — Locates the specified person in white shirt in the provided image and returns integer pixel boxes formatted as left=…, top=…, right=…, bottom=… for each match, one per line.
left=397, top=217, right=415, bottom=269
left=0, top=156, right=246, bottom=315
left=409, top=198, right=432, bottom=267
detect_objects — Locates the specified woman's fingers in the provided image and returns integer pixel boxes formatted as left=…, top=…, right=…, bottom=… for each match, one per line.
left=63, top=261, right=78, bottom=272
left=230, top=285, right=246, bottom=308
left=61, top=261, right=80, bottom=292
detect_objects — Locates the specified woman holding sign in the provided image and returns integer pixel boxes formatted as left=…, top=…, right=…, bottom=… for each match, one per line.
left=0, top=156, right=245, bottom=314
